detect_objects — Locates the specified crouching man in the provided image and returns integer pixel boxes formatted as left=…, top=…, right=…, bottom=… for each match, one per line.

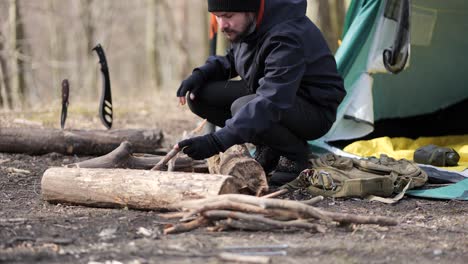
left=177, top=0, right=346, bottom=185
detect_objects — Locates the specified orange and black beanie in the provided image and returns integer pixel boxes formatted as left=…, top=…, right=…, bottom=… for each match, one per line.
left=208, top=0, right=261, bottom=12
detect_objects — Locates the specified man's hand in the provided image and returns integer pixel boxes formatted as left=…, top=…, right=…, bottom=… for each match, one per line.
left=177, top=134, right=223, bottom=160
left=176, top=70, right=205, bottom=105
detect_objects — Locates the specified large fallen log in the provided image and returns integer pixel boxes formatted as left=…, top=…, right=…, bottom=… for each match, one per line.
left=41, top=167, right=239, bottom=210
left=0, top=127, right=163, bottom=155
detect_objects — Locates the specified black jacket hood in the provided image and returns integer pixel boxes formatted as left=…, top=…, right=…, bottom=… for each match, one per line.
left=254, top=0, right=307, bottom=38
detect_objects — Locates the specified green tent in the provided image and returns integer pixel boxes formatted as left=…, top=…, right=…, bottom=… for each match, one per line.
left=313, top=0, right=468, bottom=150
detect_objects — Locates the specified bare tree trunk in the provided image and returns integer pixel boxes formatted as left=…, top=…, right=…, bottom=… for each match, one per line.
left=0, top=32, right=12, bottom=109
left=146, top=0, right=162, bottom=90
left=47, top=0, right=65, bottom=99
left=179, top=0, right=192, bottom=77
left=317, top=0, right=346, bottom=53
left=0, top=31, right=6, bottom=108
left=160, top=0, right=191, bottom=81
left=8, top=0, right=27, bottom=107
left=41, top=167, right=239, bottom=210
left=78, top=0, right=97, bottom=101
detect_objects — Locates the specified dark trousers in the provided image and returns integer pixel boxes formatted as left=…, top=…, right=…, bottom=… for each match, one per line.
left=187, top=80, right=336, bottom=161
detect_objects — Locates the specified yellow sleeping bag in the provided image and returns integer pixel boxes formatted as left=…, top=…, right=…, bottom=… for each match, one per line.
left=343, top=135, right=468, bottom=171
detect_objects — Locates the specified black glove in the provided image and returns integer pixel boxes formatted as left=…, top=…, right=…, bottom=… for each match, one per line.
left=178, top=134, right=223, bottom=160
left=176, top=70, right=205, bottom=100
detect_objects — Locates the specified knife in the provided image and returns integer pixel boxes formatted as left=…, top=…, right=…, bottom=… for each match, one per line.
left=92, top=44, right=113, bottom=129
left=60, top=79, right=69, bottom=129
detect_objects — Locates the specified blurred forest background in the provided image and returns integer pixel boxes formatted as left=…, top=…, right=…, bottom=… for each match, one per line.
left=0, top=0, right=350, bottom=111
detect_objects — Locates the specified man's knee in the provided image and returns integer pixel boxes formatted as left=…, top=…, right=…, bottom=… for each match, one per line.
left=230, top=94, right=256, bottom=116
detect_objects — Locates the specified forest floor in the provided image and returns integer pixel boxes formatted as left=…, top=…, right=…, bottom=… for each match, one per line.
left=0, top=92, right=467, bottom=264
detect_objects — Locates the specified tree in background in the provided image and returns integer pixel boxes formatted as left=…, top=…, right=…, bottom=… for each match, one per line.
left=8, top=0, right=27, bottom=108
left=0, top=0, right=348, bottom=110
left=307, top=0, right=348, bottom=53
left=0, top=30, right=13, bottom=109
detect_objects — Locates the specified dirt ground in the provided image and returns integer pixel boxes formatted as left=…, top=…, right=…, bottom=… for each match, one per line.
left=1, top=95, right=467, bottom=264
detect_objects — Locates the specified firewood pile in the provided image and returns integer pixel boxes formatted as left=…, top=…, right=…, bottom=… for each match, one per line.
left=161, top=194, right=399, bottom=234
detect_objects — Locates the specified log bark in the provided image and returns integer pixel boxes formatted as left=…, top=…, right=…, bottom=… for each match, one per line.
left=208, top=145, right=268, bottom=196
left=0, top=127, right=163, bottom=155
left=41, top=167, right=239, bottom=210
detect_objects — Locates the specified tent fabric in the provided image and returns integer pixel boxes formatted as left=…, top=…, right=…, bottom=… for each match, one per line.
left=343, top=135, right=468, bottom=172
left=406, top=179, right=468, bottom=200
left=311, top=0, right=468, bottom=144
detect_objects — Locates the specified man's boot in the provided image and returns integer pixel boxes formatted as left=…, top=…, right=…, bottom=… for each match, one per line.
left=269, top=156, right=309, bottom=186
left=252, top=145, right=280, bottom=174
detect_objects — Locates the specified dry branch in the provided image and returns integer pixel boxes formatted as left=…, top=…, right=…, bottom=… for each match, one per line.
left=152, top=119, right=207, bottom=171
left=71, top=141, right=207, bottom=172
left=321, top=211, right=399, bottom=226
left=262, top=189, right=289, bottom=198
left=181, top=200, right=270, bottom=221
left=164, top=216, right=209, bottom=234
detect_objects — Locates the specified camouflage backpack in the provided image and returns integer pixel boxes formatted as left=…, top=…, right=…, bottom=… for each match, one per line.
left=284, top=153, right=427, bottom=203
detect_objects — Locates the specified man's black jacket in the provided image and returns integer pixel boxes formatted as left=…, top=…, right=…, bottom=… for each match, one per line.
left=197, top=0, right=346, bottom=150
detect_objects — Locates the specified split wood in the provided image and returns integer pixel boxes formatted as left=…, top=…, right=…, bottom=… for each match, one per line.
left=164, top=194, right=399, bottom=234
left=151, top=119, right=207, bottom=171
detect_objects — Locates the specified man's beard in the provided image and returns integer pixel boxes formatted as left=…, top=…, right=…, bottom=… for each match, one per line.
left=223, top=15, right=256, bottom=43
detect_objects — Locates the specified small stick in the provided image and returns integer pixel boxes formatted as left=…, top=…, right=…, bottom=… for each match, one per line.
left=151, top=145, right=180, bottom=171
left=151, top=119, right=207, bottom=171
left=302, top=196, right=324, bottom=206
left=321, top=211, right=399, bottom=226
left=163, top=216, right=209, bottom=235
left=157, top=211, right=186, bottom=219
left=261, top=189, right=289, bottom=198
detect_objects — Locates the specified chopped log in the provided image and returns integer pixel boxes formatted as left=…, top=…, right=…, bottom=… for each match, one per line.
left=71, top=141, right=208, bottom=172
left=41, top=167, right=239, bottom=210
left=208, top=145, right=268, bottom=196
left=0, top=127, right=164, bottom=155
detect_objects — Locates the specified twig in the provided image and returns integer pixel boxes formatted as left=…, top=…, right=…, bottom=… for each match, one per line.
left=151, top=146, right=180, bottom=171
left=261, top=189, right=288, bottom=198
left=151, top=119, right=207, bottom=171
left=163, top=216, right=209, bottom=234
left=157, top=211, right=186, bottom=219
left=321, top=211, right=399, bottom=226
left=302, top=196, right=324, bottom=206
